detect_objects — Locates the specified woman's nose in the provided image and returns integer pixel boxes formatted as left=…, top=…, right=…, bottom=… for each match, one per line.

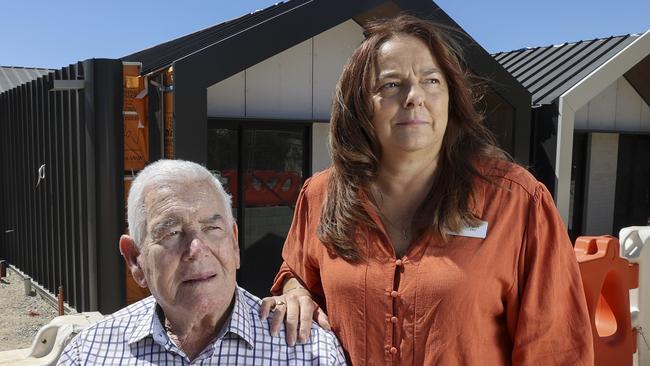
left=402, top=83, right=425, bottom=109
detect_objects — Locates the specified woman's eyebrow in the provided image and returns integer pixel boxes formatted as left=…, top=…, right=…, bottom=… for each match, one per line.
left=377, top=70, right=401, bottom=80
left=421, top=67, right=442, bottom=75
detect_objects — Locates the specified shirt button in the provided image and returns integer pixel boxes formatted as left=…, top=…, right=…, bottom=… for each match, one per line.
left=385, top=345, right=391, bottom=351
left=395, top=259, right=403, bottom=266
left=390, top=290, right=399, bottom=298
left=391, top=316, right=398, bottom=323
left=390, top=347, right=398, bottom=354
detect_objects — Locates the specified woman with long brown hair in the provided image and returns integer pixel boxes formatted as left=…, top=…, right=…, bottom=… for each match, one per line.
left=260, top=15, right=593, bottom=365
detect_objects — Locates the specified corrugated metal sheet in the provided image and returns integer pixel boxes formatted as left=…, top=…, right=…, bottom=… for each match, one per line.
left=122, top=0, right=308, bottom=74
left=493, top=34, right=640, bottom=105
left=0, top=66, right=52, bottom=93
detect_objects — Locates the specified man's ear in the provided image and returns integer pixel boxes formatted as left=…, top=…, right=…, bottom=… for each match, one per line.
left=232, top=222, right=240, bottom=270
left=119, top=234, right=148, bottom=288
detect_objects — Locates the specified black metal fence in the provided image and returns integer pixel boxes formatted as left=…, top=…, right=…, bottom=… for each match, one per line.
left=0, top=59, right=126, bottom=313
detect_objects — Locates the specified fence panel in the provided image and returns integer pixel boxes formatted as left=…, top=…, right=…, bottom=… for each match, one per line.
left=0, top=59, right=125, bottom=313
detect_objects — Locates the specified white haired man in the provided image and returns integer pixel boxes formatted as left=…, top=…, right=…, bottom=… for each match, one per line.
left=58, top=159, right=346, bottom=365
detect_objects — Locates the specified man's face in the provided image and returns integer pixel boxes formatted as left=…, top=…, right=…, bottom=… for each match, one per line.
left=135, top=180, right=239, bottom=316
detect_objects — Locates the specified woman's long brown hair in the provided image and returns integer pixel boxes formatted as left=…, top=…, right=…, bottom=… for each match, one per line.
left=317, top=14, right=508, bottom=262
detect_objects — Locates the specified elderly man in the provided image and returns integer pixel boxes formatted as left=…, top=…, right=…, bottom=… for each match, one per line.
left=58, top=159, right=345, bottom=365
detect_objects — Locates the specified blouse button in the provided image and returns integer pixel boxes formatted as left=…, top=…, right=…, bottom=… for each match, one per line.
left=395, top=259, right=403, bottom=266
left=390, top=290, right=399, bottom=298
left=390, top=316, right=398, bottom=324
left=390, top=347, right=398, bottom=354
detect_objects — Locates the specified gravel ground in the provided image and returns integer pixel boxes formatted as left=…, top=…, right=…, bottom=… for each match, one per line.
left=0, top=271, right=59, bottom=352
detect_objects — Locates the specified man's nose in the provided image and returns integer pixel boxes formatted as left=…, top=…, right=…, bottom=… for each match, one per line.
left=185, top=235, right=209, bottom=260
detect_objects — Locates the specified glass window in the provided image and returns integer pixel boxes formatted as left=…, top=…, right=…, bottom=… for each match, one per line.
left=208, top=121, right=308, bottom=297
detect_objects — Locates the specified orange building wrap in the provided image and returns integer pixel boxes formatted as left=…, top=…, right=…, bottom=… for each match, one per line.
left=575, top=236, right=639, bottom=366
left=123, top=63, right=149, bottom=171
left=163, top=68, right=174, bottom=159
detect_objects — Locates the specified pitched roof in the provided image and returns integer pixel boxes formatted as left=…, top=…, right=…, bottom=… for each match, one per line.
left=122, top=1, right=309, bottom=74
left=0, top=66, right=52, bottom=93
left=493, top=34, right=640, bottom=105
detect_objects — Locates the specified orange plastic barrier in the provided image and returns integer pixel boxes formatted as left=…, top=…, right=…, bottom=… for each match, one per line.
left=575, top=236, right=639, bottom=366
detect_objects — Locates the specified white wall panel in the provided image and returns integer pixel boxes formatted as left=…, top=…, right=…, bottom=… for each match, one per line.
left=207, top=72, right=245, bottom=117
left=583, top=133, right=619, bottom=235
left=245, top=40, right=313, bottom=119
left=206, top=20, right=365, bottom=122
left=311, top=122, right=331, bottom=173
left=313, top=20, right=365, bottom=120
left=587, top=82, right=617, bottom=130
left=615, top=78, right=642, bottom=131
left=575, top=104, right=589, bottom=129
left=580, top=76, right=650, bottom=132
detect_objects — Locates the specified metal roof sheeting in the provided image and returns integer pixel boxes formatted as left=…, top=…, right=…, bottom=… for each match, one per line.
left=122, top=1, right=306, bottom=74
left=493, top=34, right=640, bottom=105
left=0, top=66, right=52, bottom=93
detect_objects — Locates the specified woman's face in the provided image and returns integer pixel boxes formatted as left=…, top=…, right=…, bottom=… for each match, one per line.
left=370, top=35, right=449, bottom=159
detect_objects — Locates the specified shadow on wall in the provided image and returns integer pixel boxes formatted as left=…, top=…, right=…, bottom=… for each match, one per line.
left=238, top=233, right=285, bottom=298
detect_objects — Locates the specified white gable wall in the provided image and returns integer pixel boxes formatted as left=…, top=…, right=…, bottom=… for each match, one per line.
left=574, top=76, right=650, bottom=132
left=312, top=123, right=331, bottom=173
left=583, top=133, right=619, bottom=235
left=206, top=19, right=364, bottom=173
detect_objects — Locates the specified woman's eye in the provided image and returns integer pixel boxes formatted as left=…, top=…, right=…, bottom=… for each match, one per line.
left=423, top=78, right=439, bottom=85
left=380, top=82, right=399, bottom=90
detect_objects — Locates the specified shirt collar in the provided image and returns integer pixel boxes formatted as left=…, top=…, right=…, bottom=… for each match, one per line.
left=127, top=296, right=163, bottom=345
left=126, top=287, right=255, bottom=349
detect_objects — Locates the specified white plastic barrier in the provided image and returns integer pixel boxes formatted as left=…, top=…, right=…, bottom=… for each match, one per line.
left=0, top=312, right=103, bottom=366
left=619, top=226, right=650, bottom=366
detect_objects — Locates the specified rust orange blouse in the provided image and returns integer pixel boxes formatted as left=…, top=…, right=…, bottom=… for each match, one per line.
left=271, top=160, right=593, bottom=365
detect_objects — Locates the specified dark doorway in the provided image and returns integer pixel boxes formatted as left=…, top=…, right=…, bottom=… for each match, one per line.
left=613, top=134, right=650, bottom=235
left=568, top=132, right=588, bottom=241
left=207, top=119, right=310, bottom=297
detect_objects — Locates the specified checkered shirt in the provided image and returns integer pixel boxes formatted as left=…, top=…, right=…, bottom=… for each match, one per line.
left=57, top=286, right=346, bottom=365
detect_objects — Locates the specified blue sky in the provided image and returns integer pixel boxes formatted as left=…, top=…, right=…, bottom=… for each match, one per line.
left=1, top=0, right=648, bottom=69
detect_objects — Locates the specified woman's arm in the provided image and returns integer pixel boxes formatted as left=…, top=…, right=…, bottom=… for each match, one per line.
left=510, top=183, right=594, bottom=365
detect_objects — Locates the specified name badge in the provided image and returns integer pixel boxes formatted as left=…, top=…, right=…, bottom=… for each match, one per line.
left=448, top=220, right=488, bottom=239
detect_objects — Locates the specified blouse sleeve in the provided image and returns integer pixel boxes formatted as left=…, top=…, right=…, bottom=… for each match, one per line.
left=270, top=177, right=326, bottom=306
left=511, top=183, right=594, bottom=365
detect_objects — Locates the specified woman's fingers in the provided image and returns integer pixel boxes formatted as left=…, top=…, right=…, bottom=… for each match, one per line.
left=285, top=295, right=301, bottom=346
left=314, top=306, right=331, bottom=330
left=269, top=297, right=288, bottom=337
left=259, top=296, right=276, bottom=320
left=298, top=296, right=317, bottom=343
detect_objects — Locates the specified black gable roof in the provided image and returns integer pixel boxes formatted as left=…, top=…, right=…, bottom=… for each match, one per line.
left=122, top=1, right=309, bottom=74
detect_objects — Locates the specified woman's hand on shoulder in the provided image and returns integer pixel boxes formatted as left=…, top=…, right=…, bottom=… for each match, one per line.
left=260, top=282, right=331, bottom=346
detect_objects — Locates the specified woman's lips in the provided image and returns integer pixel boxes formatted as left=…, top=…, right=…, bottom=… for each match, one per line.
left=396, top=119, right=428, bottom=126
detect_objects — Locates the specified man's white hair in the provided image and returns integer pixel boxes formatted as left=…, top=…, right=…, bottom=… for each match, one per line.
left=127, top=159, right=232, bottom=249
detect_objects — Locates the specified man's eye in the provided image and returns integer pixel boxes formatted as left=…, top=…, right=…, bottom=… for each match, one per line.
left=423, top=78, right=440, bottom=85
left=203, top=226, right=222, bottom=232
left=165, top=230, right=181, bottom=238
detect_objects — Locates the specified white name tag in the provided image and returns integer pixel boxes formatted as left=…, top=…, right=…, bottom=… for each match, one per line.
left=448, top=220, right=488, bottom=239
